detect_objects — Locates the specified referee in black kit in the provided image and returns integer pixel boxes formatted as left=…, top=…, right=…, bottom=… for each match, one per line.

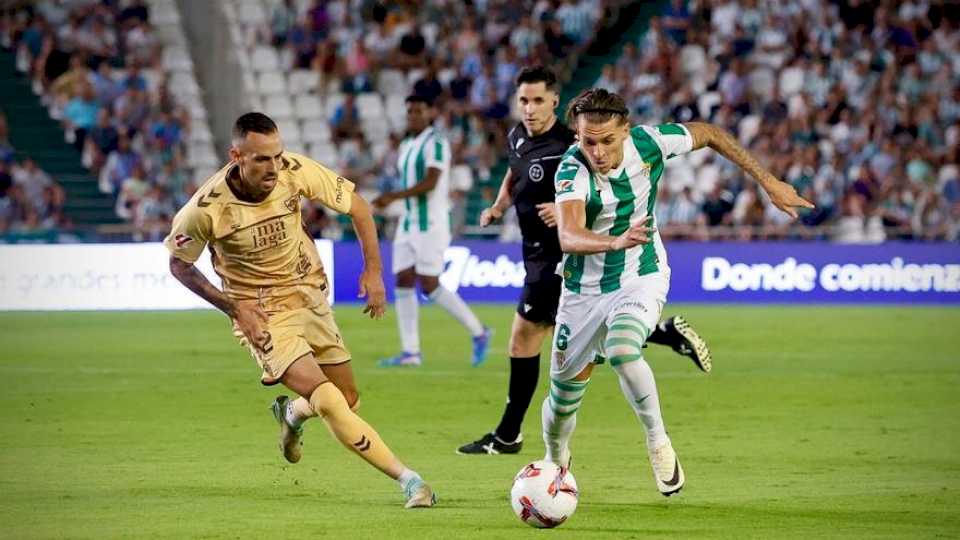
left=457, top=66, right=713, bottom=455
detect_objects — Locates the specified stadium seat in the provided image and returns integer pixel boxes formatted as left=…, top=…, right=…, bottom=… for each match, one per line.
left=188, top=123, right=214, bottom=144
left=155, top=23, right=187, bottom=46
left=264, top=94, right=295, bottom=121
left=289, top=69, right=319, bottom=95
left=251, top=46, right=280, bottom=72
left=300, top=119, right=332, bottom=144
left=356, top=93, right=385, bottom=120
left=168, top=71, right=201, bottom=98
left=307, top=142, right=339, bottom=165
left=376, top=69, right=408, bottom=96
left=236, top=0, right=266, bottom=25
left=362, top=117, right=389, bottom=143
left=294, top=94, right=324, bottom=120
left=257, top=71, right=288, bottom=95
left=188, top=144, right=221, bottom=168
left=150, top=5, right=181, bottom=25
left=162, top=46, right=194, bottom=72
left=275, top=117, right=302, bottom=145
left=385, top=94, right=406, bottom=128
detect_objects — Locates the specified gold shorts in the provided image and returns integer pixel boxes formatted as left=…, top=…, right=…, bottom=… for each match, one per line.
left=233, top=306, right=351, bottom=385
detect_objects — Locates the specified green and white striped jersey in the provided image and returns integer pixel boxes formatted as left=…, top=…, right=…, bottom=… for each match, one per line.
left=396, top=126, right=451, bottom=233
left=554, top=123, right=694, bottom=295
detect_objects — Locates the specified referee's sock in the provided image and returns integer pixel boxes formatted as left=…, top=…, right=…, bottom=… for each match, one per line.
left=428, top=286, right=485, bottom=336
left=494, top=355, right=540, bottom=442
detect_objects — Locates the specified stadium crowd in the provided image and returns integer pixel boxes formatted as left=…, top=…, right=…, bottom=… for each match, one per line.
left=603, top=0, right=959, bottom=241
left=0, top=110, right=68, bottom=234
left=251, top=0, right=613, bottom=238
left=1, top=0, right=958, bottom=243
left=2, top=0, right=194, bottom=239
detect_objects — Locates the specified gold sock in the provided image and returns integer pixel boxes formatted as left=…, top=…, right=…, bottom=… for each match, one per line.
left=309, top=382, right=401, bottom=478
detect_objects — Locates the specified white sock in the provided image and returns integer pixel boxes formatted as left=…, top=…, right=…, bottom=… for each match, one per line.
left=284, top=397, right=315, bottom=428
left=428, top=286, right=484, bottom=336
left=394, top=287, right=420, bottom=354
left=397, top=467, right=421, bottom=491
left=606, top=314, right=669, bottom=449
left=613, top=360, right=669, bottom=449
left=541, top=378, right=589, bottom=468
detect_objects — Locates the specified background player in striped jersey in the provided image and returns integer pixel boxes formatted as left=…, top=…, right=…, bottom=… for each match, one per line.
left=544, top=89, right=812, bottom=496
left=373, top=95, right=491, bottom=367
left=458, top=67, right=712, bottom=456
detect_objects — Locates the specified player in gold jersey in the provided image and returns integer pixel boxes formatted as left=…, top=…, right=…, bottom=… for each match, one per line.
left=164, top=113, right=436, bottom=508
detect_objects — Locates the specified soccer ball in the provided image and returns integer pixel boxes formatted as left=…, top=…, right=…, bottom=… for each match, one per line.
left=510, top=460, right=579, bottom=528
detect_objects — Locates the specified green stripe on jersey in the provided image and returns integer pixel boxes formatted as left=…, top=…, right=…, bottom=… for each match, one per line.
left=399, top=141, right=414, bottom=232
left=415, top=136, right=428, bottom=231
left=563, top=161, right=603, bottom=293
left=630, top=127, right=664, bottom=276
left=600, top=170, right=635, bottom=293
left=656, top=123, right=685, bottom=136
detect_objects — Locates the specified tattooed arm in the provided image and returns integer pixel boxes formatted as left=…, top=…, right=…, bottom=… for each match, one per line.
left=169, top=256, right=269, bottom=349
left=684, top=122, right=814, bottom=218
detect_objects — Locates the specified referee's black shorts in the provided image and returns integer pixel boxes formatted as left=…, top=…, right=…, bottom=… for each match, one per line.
left=516, top=260, right=562, bottom=326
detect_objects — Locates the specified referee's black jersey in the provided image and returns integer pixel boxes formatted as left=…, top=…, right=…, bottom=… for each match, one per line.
left=506, top=120, right=576, bottom=276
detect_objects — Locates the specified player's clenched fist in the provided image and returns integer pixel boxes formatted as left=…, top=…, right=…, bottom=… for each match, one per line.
left=358, top=268, right=387, bottom=319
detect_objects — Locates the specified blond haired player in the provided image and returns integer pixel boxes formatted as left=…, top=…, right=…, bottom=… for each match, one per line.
left=164, top=112, right=436, bottom=508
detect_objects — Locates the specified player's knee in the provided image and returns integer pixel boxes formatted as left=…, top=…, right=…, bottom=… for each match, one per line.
left=607, top=345, right=641, bottom=361
left=343, top=388, right=360, bottom=412
left=508, top=334, right=539, bottom=357
left=308, top=381, right=350, bottom=419
left=396, top=269, right=417, bottom=288
left=418, top=275, right=439, bottom=294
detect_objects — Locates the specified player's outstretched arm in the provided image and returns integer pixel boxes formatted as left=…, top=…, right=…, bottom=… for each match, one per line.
left=480, top=168, right=514, bottom=226
left=347, top=192, right=386, bottom=319
left=557, top=200, right=655, bottom=255
left=168, top=256, right=269, bottom=348
left=371, top=167, right=441, bottom=209
left=684, top=122, right=814, bottom=218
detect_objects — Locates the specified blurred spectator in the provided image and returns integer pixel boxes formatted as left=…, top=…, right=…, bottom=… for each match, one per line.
left=99, top=131, right=140, bottom=194
left=115, top=162, right=150, bottom=221
left=330, top=93, right=360, bottom=143
left=63, top=82, right=100, bottom=149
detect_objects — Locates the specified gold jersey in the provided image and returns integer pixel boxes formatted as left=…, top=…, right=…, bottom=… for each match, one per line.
left=164, top=151, right=355, bottom=312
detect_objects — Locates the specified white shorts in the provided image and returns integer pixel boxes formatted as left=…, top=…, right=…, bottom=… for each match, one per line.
left=550, top=271, right=670, bottom=381
left=391, top=228, right=451, bottom=276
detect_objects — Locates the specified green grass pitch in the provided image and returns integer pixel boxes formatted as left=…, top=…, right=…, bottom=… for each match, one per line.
left=1, top=305, right=958, bottom=539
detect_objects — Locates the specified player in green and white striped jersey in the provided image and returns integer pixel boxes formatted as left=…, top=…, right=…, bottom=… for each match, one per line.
left=543, top=89, right=813, bottom=497
left=372, top=95, right=491, bottom=368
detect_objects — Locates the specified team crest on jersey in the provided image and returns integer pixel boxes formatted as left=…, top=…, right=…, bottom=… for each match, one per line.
left=554, top=351, right=566, bottom=369
left=174, top=234, right=193, bottom=248
left=529, top=163, right=544, bottom=182
left=284, top=195, right=299, bottom=213
left=556, top=179, right=574, bottom=195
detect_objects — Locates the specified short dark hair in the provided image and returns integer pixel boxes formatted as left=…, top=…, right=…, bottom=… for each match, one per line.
left=405, top=94, right=434, bottom=107
left=233, top=112, right=277, bottom=141
left=565, top=88, right=629, bottom=126
left=515, top=66, right=559, bottom=92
